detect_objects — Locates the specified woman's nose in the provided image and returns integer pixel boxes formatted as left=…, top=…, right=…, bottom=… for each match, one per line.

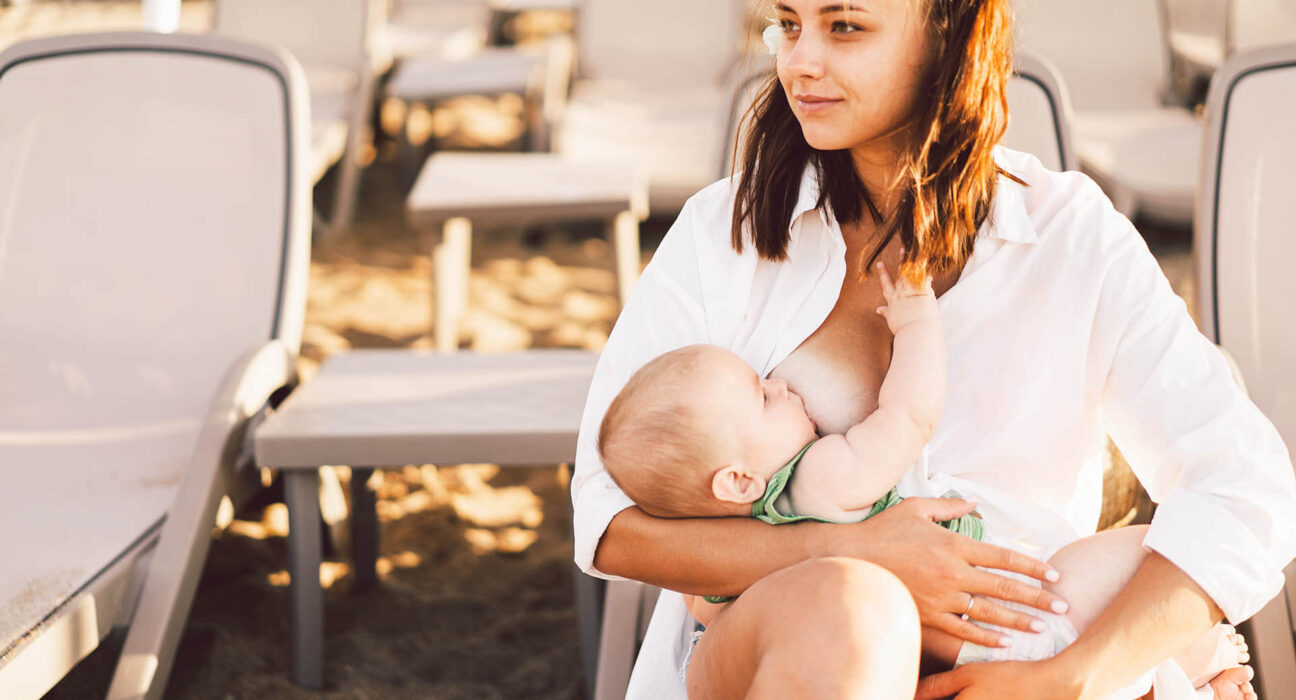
left=782, top=32, right=826, bottom=80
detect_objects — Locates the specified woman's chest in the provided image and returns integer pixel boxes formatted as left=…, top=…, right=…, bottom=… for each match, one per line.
left=765, top=235, right=961, bottom=436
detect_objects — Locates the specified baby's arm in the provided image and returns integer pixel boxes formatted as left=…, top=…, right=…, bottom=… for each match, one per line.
left=795, top=262, right=945, bottom=513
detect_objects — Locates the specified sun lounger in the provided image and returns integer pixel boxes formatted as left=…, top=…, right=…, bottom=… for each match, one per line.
left=1232, top=0, right=1296, bottom=53
left=1193, top=42, right=1296, bottom=698
left=0, top=30, right=310, bottom=700
left=212, top=0, right=376, bottom=236
left=1016, top=0, right=1199, bottom=224
left=1160, top=0, right=1230, bottom=106
left=555, top=0, right=748, bottom=215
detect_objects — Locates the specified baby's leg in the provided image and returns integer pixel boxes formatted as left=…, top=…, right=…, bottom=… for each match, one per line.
left=1046, top=525, right=1254, bottom=696
left=1043, top=524, right=1150, bottom=634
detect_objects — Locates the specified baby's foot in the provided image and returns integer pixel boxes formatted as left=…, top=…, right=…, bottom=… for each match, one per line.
left=1206, top=631, right=1256, bottom=700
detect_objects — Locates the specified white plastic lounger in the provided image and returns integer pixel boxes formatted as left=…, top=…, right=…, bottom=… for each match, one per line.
left=1015, top=0, right=1200, bottom=224
left=556, top=0, right=747, bottom=215
left=1193, top=42, right=1296, bottom=699
left=0, top=31, right=310, bottom=700
left=586, top=51, right=1079, bottom=700
left=213, top=0, right=375, bottom=236
left=1160, top=0, right=1230, bottom=105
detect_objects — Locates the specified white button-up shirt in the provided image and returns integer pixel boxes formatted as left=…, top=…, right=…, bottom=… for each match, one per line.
left=571, top=147, right=1296, bottom=699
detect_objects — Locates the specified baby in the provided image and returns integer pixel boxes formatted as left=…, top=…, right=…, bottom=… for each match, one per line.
left=597, top=262, right=1252, bottom=697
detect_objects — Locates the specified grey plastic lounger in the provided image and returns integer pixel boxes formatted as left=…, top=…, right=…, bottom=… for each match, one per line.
left=0, top=30, right=311, bottom=700
left=213, top=0, right=375, bottom=236
left=587, top=52, right=1080, bottom=700
left=1194, top=42, right=1296, bottom=698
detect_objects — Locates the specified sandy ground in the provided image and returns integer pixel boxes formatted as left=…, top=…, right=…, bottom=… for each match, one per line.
left=4, top=2, right=1195, bottom=698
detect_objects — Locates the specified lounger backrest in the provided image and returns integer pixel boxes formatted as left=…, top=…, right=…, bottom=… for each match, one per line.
left=1013, top=0, right=1168, bottom=111
left=1195, top=44, right=1296, bottom=451
left=213, top=0, right=371, bottom=74
left=0, top=31, right=310, bottom=441
left=579, top=0, right=743, bottom=89
left=1195, top=41, right=1296, bottom=699
left=1004, top=54, right=1077, bottom=172
left=1232, top=0, right=1296, bottom=52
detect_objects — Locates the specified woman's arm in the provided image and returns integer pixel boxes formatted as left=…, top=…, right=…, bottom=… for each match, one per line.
left=1050, top=552, right=1222, bottom=698
left=919, top=194, right=1296, bottom=698
left=594, top=499, right=1067, bottom=648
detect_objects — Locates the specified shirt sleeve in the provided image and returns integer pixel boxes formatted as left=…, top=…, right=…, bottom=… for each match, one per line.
left=1096, top=211, right=1296, bottom=624
left=571, top=193, right=714, bottom=580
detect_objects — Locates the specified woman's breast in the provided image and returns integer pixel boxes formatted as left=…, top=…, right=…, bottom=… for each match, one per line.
left=768, top=311, right=892, bottom=436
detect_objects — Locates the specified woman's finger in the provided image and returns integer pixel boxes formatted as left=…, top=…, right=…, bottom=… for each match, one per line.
left=961, top=536, right=1060, bottom=585
left=964, top=594, right=1047, bottom=635
left=930, top=611, right=1010, bottom=649
left=965, top=565, right=1068, bottom=616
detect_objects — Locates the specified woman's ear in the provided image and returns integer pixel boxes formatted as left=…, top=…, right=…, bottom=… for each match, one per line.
left=712, top=465, right=767, bottom=505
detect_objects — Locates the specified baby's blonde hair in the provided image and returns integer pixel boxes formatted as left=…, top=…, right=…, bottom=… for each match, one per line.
left=597, top=346, right=733, bottom=518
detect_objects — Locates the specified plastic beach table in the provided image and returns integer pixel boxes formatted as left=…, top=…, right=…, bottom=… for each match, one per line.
left=406, top=152, right=647, bottom=351
left=253, top=348, right=597, bottom=689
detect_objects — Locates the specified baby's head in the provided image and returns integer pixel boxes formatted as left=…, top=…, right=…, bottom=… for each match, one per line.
left=597, top=344, right=817, bottom=518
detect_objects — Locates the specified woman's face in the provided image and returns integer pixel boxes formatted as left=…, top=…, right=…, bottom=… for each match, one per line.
left=773, top=0, right=934, bottom=156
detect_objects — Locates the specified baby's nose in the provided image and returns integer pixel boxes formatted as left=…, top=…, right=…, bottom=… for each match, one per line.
left=770, top=378, right=788, bottom=396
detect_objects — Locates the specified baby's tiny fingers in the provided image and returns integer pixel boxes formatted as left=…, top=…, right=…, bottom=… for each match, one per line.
left=875, top=261, right=896, bottom=298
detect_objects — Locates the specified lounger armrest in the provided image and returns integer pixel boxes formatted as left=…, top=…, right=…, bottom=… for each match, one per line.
left=1215, top=344, right=1249, bottom=397
left=108, top=340, right=298, bottom=700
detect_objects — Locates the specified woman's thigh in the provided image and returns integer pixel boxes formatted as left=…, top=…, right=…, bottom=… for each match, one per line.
left=686, top=557, right=922, bottom=700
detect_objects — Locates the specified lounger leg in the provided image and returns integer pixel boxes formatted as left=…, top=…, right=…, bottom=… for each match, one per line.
left=329, top=71, right=375, bottom=236
left=350, top=467, right=379, bottom=591
left=431, top=216, right=473, bottom=352
left=594, top=579, right=645, bottom=700
left=1249, top=564, right=1296, bottom=697
left=575, top=570, right=606, bottom=697
left=609, top=210, right=640, bottom=306
left=285, top=470, right=325, bottom=690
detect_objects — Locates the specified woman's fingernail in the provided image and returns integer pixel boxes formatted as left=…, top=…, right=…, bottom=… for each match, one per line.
left=1029, top=619, right=1046, bottom=633
left=1045, top=568, right=1060, bottom=583
left=998, top=635, right=1012, bottom=647
left=1051, top=600, right=1069, bottom=614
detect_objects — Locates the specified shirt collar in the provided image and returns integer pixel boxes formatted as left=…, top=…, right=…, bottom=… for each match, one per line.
left=788, top=150, right=1039, bottom=245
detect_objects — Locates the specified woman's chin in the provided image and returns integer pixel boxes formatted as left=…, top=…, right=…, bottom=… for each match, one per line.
left=798, top=127, right=854, bottom=152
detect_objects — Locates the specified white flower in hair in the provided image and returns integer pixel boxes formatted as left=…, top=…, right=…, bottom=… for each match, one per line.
left=762, top=21, right=782, bottom=55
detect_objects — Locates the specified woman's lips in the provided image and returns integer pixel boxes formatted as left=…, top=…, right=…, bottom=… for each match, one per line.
left=794, top=95, right=842, bottom=114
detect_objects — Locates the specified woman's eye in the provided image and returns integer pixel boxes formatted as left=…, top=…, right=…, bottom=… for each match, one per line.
left=777, top=18, right=799, bottom=34
left=831, top=21, right=863, bottom=34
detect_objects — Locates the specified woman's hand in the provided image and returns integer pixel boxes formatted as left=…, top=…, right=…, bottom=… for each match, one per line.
left=813, top=497, right=1068, bottom=648
left=916, top=659, right=1084, bottom=700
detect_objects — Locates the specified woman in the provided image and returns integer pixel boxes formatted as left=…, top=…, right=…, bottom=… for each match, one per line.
left=571, top=0, right=1296, bottom=697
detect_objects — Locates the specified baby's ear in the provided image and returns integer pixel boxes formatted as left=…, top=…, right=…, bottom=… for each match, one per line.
left=712, top=465, right=767, bottom=505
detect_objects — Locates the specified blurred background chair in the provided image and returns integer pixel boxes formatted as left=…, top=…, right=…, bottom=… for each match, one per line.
left=555, top=0, right=752, bottom=215
left=1193, top=42, right=1296, bottom=700
left=1231, top=0, right=1296, bottom=54
left=587, top=51, right=1079, bottom=700
left=1015, top=0, right=1199, bottom=224
left=0, top=30, right=310, bottom=700
left=212, top=0, right=376, bottom=237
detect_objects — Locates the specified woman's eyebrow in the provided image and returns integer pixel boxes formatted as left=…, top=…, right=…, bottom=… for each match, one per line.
left=773, top=2, right=871, bottom=15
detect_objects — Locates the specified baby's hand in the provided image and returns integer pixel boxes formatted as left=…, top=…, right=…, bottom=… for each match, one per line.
left=875, top=260, right=938, bottom=334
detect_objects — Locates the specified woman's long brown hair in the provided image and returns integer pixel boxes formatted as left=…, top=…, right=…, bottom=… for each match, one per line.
left=731, top=0, right=1019, bottom=280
